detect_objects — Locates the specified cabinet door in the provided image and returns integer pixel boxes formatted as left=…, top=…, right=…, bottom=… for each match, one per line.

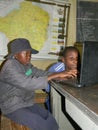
left=51, top=87, right=75, bottom=130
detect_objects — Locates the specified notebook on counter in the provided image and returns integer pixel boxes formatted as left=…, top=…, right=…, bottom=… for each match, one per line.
left=55, top=41, right=98, bottom=87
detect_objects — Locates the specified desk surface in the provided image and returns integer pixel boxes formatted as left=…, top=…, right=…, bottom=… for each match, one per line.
left=50, top=81, right=98, bottom=126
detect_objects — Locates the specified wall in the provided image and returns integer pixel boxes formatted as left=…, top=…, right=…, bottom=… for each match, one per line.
left=32, top=0, right=77, bottom=68
left=31, top=59, right=57, bottom=70
left=1, top=0, right=98, bottom=69
left=67, top=0, right=76, bottom=46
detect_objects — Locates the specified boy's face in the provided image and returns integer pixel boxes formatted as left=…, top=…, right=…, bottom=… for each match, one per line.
left=14, top=50, right=32, bottom=65
left=62, top=51, right=78, bottom=70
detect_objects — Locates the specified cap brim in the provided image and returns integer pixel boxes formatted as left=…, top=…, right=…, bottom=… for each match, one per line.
left=32, top=48, right=39, bottom=54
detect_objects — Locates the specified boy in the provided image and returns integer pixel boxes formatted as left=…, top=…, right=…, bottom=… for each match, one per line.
left=45, top=46, right=80, bottom=111
left=0, top=38, right=77, bottom=130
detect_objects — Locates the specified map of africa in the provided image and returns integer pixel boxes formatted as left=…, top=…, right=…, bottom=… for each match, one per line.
left=0, top=1, right=49, bottom=51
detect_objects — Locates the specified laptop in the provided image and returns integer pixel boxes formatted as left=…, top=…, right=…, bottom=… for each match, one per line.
left=55, top=41, right=98, bottom=87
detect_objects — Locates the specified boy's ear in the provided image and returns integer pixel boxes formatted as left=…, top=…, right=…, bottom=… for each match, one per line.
left=14, top=54, right=18, bottom=59
left=61, top=56, right=65, bottom=62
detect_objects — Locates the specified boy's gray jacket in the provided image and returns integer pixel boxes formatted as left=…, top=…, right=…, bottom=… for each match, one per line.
left=0, top=59, right=50, bottom=114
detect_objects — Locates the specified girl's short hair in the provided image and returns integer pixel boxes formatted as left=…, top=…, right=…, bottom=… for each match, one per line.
left=61, top=46, right=79, bottom=58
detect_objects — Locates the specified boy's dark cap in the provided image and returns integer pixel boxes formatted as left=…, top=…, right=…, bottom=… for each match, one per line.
left=7, top=38, right=39, bottom=59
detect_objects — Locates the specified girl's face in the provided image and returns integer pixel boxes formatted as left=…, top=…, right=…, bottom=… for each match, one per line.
left=14, top=50, right=32, bottom=65
left=62, top=51, right=78, bottom=70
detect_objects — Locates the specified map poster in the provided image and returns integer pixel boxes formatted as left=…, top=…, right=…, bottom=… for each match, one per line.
left=0, top=0, right=69, bottom=60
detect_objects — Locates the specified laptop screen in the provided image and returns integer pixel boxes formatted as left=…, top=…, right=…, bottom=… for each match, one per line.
left=75, top=41, right=98, bottom=87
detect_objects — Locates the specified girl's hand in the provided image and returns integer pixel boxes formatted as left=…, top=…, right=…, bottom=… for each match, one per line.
left=48, top=69, right=78, bottom=81
left=62, top=69, right=78, bottom=79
